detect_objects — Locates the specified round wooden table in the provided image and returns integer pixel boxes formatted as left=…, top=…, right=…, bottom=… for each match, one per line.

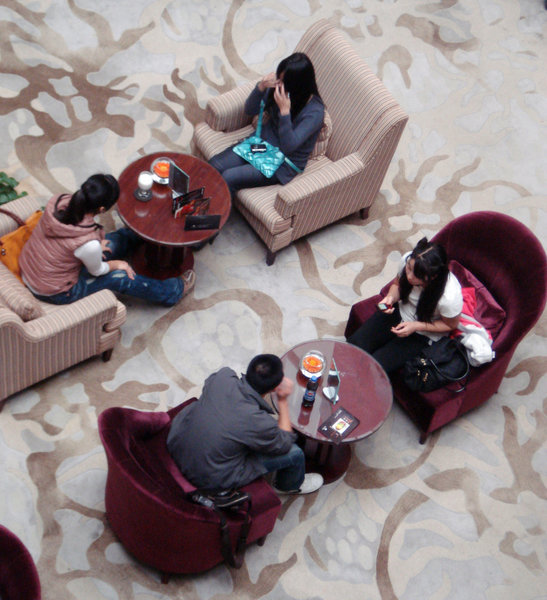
left=117, top=152, right=231, bottom=278
left=277, top=339, right=392, bottom=483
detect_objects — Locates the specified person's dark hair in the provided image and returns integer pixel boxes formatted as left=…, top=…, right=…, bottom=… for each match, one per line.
left=246, top=354, right=284, bottom=395
left=399, top=237, right=449, bottom=323
left=54, top=174, right=119, bottom=226
left=266, top=52, right=321, bottom=119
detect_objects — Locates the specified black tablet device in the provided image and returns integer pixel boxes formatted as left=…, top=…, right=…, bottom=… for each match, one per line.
left=184, top=214, right=221, bottom=231
left=168, top=163, right=190, bottom=198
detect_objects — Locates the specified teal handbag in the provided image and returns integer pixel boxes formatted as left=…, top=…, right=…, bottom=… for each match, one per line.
left=232, top=100, right=302, bottom=178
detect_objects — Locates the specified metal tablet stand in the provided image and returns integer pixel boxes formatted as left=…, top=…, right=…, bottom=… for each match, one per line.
left=323, top=358, right=340, bottom=404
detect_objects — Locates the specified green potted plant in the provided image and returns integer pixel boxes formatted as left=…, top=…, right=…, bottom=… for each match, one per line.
left=0, top=172, right=28, bottom=205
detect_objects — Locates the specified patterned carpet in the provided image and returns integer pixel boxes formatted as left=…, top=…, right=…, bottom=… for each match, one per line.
left=1, top=1, right=546, bottom=599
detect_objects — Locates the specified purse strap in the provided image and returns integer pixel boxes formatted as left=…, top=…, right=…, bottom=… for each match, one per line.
left=0, top=206, right=26, bottom=228
left=256, top=100, right=266, bottom=138
left=191, top=490, right=252, bottom=569
left=429, top=340, right=470, bottom=392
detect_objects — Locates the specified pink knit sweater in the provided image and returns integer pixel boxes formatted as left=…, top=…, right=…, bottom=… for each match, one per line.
left=20, top=195, right=104, bottom=295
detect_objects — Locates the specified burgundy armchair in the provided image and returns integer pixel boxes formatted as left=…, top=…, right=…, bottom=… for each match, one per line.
left=345, top=211, right=547, bottom=443
left=0, top=525, right=41, bottom=600
left=98, top=402, right=282, bottom=580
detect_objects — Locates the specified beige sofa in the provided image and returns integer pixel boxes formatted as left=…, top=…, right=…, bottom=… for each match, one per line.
left=0, top=194, right=126, bottom=402
left=192, top=19, right=408, bottom=264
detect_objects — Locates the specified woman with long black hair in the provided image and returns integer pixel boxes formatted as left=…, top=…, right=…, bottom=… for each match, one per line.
left=209, top=52, right=325, bottom=194
left=20, top=174, right=195, bottom=306
left=347, top=238, right=463, bottom=374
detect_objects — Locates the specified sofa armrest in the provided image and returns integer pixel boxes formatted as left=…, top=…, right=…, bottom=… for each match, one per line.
left=0, top=308, right=23, bottom=327
left=205, top=81, right=256, bottom=132
left=274, top=153, right=365, bottom=218
left=4, top=290, right=122, bottom=342
left=0, top=290, right=125, bottom=401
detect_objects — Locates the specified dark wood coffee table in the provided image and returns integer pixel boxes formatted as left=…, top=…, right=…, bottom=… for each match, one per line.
left=117, top=152, right=230, bottom=278
left=277, top=339, right=392, bottom=483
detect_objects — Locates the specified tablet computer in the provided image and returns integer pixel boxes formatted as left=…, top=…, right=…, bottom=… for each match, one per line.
left=169, top=163, right=190, bottom=198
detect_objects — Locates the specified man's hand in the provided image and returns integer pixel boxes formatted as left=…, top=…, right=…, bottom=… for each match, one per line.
left=274, top=377, right=294, bottom=433
left=274, top=377, right=294, bottom=400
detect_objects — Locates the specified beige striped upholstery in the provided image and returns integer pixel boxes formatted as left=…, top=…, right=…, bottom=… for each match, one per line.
left=204, top=82, right=256, bottom=132
left=0, top=264, right=44, bottom=321
left=0, top=196, right=127, bottom=402
left=192, top=19, right=408, bottom=264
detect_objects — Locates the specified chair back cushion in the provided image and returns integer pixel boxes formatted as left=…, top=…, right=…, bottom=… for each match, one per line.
left=309, top=109, right=333, bottom=159
left=449, top=260, right=506, bottom=340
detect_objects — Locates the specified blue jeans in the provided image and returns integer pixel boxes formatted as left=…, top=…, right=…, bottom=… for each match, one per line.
left=33, top=228, right=184, bottom=307
left=257, top=443, right=306, bottom=492
left=209, top=146, right=279, bottom=196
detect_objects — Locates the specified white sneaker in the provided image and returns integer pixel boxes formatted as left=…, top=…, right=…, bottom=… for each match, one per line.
left=274, top=473, right=324, bottom=495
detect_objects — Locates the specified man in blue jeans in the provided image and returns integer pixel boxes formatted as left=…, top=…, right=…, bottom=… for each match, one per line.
left=167, top=354, right=323, bottom=495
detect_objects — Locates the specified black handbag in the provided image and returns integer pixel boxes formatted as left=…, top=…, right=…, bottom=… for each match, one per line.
left=403, top=337, right=470, bottom=393
left=191, top=489, right=252, bottom=568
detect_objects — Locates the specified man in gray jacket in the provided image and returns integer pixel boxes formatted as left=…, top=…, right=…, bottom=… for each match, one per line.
left=167, top=354, right=323, bottom=494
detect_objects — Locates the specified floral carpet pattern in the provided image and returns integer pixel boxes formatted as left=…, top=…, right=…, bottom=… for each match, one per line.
left=1, top=1, right=546, bottom=599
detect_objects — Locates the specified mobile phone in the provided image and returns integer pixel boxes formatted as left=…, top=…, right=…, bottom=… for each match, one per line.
left=251, top=143, right=267, bottom=153
left=377, top=302, right=392, bottom=311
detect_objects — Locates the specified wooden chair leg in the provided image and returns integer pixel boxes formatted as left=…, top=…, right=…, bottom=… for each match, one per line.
left=266, top=249, right=276, bottom=266
left=102, top=349, right=113, bottom=362
left=359, top=206, right=370, bottom=220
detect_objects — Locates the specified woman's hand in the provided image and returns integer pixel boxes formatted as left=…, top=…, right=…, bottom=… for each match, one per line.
left=108, top=260, right=135, bottom=280
left=274, top=82, right=291, bottom=116
left=101, top=239, right=112, bottom=257
left=391, top=321, right=419, bottom=337
left=380, top=294, right=396, bottom=314
left=258, top=72, right=279, bottom=92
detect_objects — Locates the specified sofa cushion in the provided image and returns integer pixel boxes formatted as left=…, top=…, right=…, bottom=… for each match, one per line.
left=0, top=263, right=44, bottom=321
left=449, top=260, right=506, bottom=339
left=309, top=109, right=332, bottom=159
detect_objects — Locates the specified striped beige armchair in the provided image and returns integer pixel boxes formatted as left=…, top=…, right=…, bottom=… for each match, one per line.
left=0, top=194, right=126, bottom=402
left=192, top=19, right=408, bottom=265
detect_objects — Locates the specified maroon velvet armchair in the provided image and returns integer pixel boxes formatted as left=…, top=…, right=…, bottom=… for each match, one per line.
left=345, top=211, right=547, bottom=443
left=98, top=402, right=282, bottom=580
left=0, top=525, right=41, bottom=600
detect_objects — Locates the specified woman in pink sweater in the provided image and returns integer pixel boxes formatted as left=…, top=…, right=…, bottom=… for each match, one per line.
left=20, top=174, right=195, bottom=306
